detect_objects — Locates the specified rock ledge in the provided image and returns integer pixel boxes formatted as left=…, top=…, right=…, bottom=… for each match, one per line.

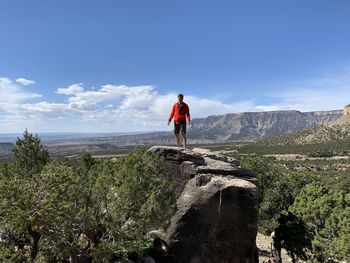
left=149, top=146, right=259, bottom=263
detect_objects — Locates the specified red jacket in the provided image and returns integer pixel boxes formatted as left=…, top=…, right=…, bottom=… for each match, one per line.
left=168, top=102, right=190, bottom=123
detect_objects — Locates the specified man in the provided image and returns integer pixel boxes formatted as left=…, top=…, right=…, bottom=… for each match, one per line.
left=168, top=94, right=191, bottom=148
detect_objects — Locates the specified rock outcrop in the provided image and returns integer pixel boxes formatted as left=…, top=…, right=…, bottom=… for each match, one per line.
left=149, top=146, right=259, bottom=263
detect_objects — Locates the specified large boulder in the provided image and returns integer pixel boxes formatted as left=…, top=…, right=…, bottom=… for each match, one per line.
left=149, top=146, right=259, bottom=263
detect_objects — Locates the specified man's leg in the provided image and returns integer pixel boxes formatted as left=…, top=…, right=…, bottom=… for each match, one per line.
left=174, top=123, right=181, bottom=147
left=182, top=132, right=187, bottom=148
left=181, top=122, right=187, bottom=148
left=175, top=134, right=181, bottom=147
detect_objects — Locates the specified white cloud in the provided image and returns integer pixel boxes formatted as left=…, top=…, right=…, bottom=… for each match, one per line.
left=56, top=84, right=156, bottom=111
left=53, top=84, right=255, bottom=130
left=254, top=104, right=298, bottom=112
left=0, top=114, right=44, bottom=133
left=7, top=102, right=76, bottom=118
left=258, top=70, right=350, bottom=112
left=0, top=77, right=12, bottom=84
left=15, top=78, right=36, bottom=86
left=186, top=96, right=255, bottom=117
left=0, top=77, right=41, bottom=104
left=2, top=68, right=350, bottom=133
left=0, top=78, right=72, bottom=133
left=56, top=83, right=84, bottom=95
left=276, top=87, right=350, bottom=112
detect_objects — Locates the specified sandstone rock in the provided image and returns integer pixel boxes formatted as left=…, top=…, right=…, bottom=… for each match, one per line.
left=149, top=146, right=256, bottom=197
left=149, top=146, right=259, bottom=263
left=149, top=146, right=206, bottom=165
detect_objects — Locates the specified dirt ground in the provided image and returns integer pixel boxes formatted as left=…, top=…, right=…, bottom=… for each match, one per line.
left=257, top=233, right=292, bottom=263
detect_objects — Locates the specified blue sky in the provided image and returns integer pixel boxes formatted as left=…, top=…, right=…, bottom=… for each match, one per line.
left=1, top=0, right=350, bottom=133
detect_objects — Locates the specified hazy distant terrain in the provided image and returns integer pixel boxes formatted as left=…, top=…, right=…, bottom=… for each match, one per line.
left=0, top=132, right=151, bottom=143
left=0, top=109, right=343, bottom=158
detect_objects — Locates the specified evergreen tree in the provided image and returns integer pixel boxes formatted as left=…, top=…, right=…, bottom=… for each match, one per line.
left=12, top=129, right=49, bottom=176
left=0, top=130, right=50, bottom=261
left=290, top=182, right=350, bottom=262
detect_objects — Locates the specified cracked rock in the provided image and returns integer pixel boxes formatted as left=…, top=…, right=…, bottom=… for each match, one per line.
left=149, top=146, right=259, bottom=263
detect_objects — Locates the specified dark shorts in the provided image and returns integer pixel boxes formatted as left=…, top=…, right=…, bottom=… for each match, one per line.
left=174, top=121, right=186, bottom=134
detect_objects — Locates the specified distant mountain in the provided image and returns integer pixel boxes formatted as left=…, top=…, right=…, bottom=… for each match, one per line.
left=259, top=114, right=350, bottom=146
left=43, top=110, right=342, bottom=147
left=0, top=110, right=342, bottom=145
left=0, top=132, right=153, bottom=143
left=189, top=110, right=342, bottom=141
left=0, top=110, right=345, bottom=158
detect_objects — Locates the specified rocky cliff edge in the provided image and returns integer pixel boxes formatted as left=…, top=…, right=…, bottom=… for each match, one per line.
left=149, top=146, right=259, bottom=263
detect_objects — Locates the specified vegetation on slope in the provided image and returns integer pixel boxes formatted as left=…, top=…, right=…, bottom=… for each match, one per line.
left=236, top=118, right=350, bottom=261
left=0, top=131, right=176, bottom=262
left=239, top=137, right=350, bottom=156
left=241, top=155, right=350, bottom=262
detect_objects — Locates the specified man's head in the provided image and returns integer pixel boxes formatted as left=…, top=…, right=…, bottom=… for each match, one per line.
left=178, top=93, right=184, bottom=103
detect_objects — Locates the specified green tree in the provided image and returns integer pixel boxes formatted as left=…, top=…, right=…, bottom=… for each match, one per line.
left=96, top=148, right=176, bottom=259
left=260, top=171, right=315, bottom=233
left=325, top=206, right=350, bottom=260
left=0, top=161, right=78, bottom=262
left=0, top=130, right=50, bottom=262
left=33, top=162, right=79, bottom=261
left=12, top=129, right=49, bottom=177
left=242, top=156, right=314, bottom=233
left=0, top=166, right=32, bottom=262
left=290, top=182, right=349, bottom=262
left=241, top=156, right=278, bottom=202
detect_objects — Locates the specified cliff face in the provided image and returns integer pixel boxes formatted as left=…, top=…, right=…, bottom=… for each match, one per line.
left=262, top=114, right=350, bottom=146
left=190, top=110, right=342, bottom=141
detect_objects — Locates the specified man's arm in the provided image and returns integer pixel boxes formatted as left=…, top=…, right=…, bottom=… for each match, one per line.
left=186, top=104, right=191, bottom=125
left=168, top=104, right=175, bottom=125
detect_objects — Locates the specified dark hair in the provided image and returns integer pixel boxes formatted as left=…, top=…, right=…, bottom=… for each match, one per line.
left=178, top=94, right=184, bottom=98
